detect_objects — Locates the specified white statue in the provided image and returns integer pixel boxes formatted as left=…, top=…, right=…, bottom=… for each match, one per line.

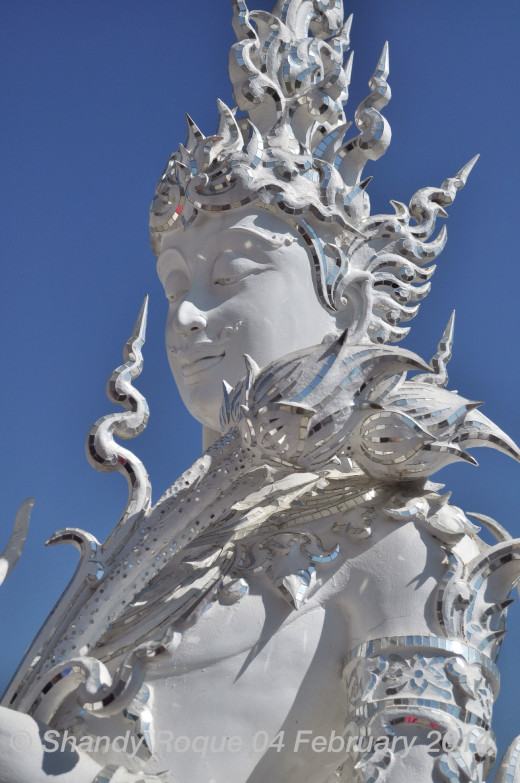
left=2, top=2, right=520, bottom=782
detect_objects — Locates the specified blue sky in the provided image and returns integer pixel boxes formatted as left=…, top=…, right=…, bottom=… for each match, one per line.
left=2, top=0, right=520, bottom=770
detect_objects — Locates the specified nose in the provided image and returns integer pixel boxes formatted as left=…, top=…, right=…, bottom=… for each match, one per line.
left=172, top=299, right=207, bottom=336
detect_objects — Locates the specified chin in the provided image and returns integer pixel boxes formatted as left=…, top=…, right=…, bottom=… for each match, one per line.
left=180, top=381, right=223, bottom=431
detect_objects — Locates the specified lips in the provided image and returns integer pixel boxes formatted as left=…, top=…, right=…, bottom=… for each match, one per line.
left=181, top=351, right=225, bottom=380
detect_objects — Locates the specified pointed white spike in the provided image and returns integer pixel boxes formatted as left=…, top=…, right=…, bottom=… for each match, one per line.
left=243, top=353, right=261, bottom=379
left=443, top=310, right=455, bottom=346
left=418, top=310, right=455, bottom=388
left=133, top=295, right=149, bottom=345
left=455, top=154, right=479, bottom=185
left=185, top=113, right=205, bottom=151
left=437, top=491, right=452, bottom=506
left=123, top=295, right=149, bottom=365
left=336, top=14, right=353, bottom=51
left=344, top=50, right=354, bottom=87
left=344, top=13, right=353, bottom=44
left=374, top=41, right=389, bottom=80
left=216, top=98, right=241, bottom=144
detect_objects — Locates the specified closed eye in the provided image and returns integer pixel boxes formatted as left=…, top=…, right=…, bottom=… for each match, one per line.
left=213, top=253, right=268, bottom=286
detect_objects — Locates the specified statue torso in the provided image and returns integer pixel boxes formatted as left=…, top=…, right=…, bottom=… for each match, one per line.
left=77, top=501, right=482, bottom=783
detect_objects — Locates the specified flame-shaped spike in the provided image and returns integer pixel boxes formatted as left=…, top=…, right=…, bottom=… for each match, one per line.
left=232, top=0, right=254, bottom=42
left=344, top=49, right=354, bottom=88
left=219, top=380, right=235, bottom=431
left=466, top=511, right=511, bottom=543
left=244, top=119, right=263, bottom=163
left=123, top=295, right=148, bottom=367
left=178, top=142, right=189, bottom=156
left=404, top=280, right=431, bottom=302
left=454, top=154, right=480, bottom=186
left=487, top=629, right=507, bottom=643
left=185, top=114, right=205, bottom=151
left=175, top=159, right=189, bottom=177
left=390, top=199, right=408, bottom=218
left=422, top=223, right=448, bottom=258
left=437, top=155, right=479, bottom=200
left=216, top=99, right=241, bottom=146
left=343, top=177, right=372, bottom=210
left=373, top=40, right=389, bottom=82
left=316, top=121, right=351, bottom=162
left=200, top=99, right=243, bottom=170
left=453, top=409, right=520, bottom=463
left=418, top=310, right=455, bottom=387
left=480, top=599, right=515, bottom=624
left=437, top=491, right=452, bottom=506
left=243, top=355, right=261, bottom=403
left=458, top=450, right=479, bottom=466
left=244, top=353, right=261, bottom=380
left=343, top=13, right=353, bottom=45
left=329, top=14, right=353, bottom=59
left=421, top=265, right=437, bottom=280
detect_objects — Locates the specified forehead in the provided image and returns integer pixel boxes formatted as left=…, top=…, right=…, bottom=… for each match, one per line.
left=156, top=208, right=299, bottom=284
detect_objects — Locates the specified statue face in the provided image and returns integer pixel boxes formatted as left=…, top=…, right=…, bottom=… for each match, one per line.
left=157, top=208, right=339, bottom=430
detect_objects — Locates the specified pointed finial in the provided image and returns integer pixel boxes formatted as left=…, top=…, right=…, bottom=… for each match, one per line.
left=374, top=41, right=389, bottom=81
left=417, top=310, right=455, bottom=388
left=124, top=295, right=148, bottom=363
left=442, top=309, right=455, bottom=344
left=185, top=114, right=205, bottom=151
left=344, top=50, right=354, bottom=87
left=455, top=154, right=479, bottom=187
left=338, top=13, right=353, bottom=52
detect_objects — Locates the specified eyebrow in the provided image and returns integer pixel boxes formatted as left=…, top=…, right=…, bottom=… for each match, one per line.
left=222, top=225, right=296, bottom=249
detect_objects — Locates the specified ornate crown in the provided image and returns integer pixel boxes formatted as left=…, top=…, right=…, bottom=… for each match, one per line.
left=150, top=0, right=476, bottom=344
